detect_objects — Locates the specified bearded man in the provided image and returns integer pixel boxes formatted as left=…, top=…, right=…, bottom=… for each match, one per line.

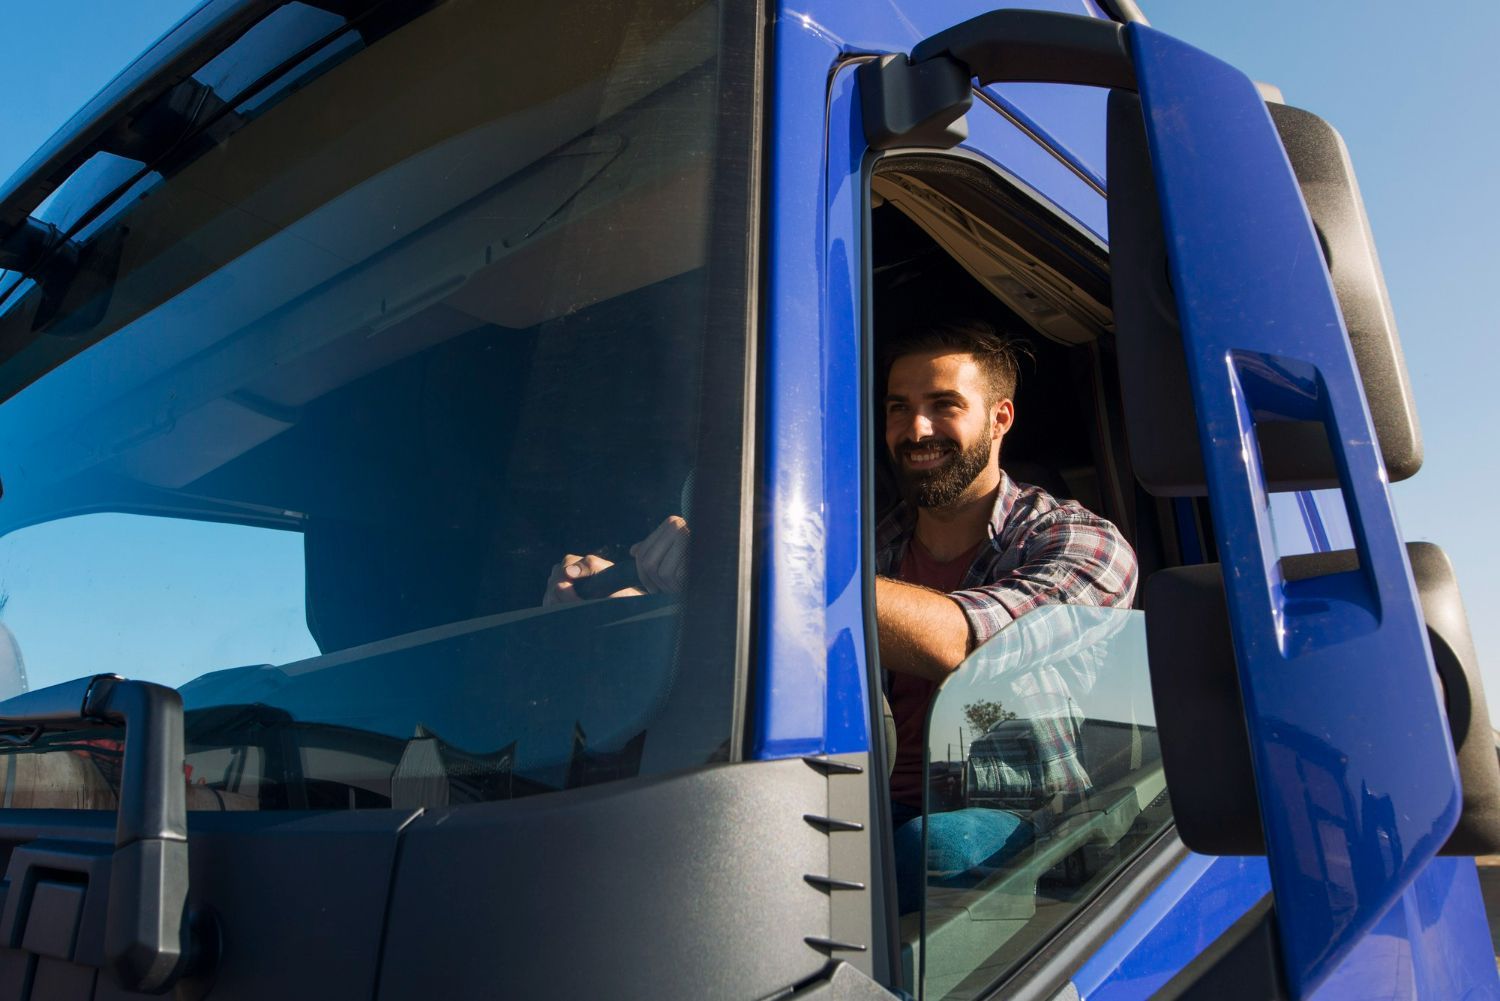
left=874, top=318, right=1136, bottom=906
left=544, top=315, right=1137, bottom=908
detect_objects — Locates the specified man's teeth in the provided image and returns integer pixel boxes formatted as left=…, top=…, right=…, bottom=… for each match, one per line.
left=908, top=450, right=945, bottom=462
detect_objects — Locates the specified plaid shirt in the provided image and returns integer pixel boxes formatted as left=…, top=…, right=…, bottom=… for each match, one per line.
left=879, top=472, right=1138, bottom=802
left=876, top=472, right=1137, bottom=644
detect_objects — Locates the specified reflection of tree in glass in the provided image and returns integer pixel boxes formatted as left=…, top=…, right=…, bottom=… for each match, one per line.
left=963, top=699, right=1017, bottom=737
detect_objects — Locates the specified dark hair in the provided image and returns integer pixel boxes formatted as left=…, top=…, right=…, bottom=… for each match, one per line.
left=882, top=317, right=1032, bottom=405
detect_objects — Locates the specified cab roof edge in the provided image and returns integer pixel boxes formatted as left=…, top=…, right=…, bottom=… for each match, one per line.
left=0, top=0, right=278, bottom=235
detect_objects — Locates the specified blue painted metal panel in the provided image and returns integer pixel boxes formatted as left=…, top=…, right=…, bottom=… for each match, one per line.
left=1130, top=23, right=1460, bottom=995
left=1076, top=854, right=1500, bottom=1000
left=1075, top=854, right=1272, bottom=999
left=981, top=82, right=1108, bottom=193
left=793, top=0, right=1111, bottom=231
left=1074, top=852, right=1272, bottom=1001
left=752, top=12, right=841, bottom=759
left=758, top=12, right=1488, bottom=997
left=821, top=63, right=874, bottom=754
left=1312, top=858, right=1500, bottom=1000
left=960, top=83, right=1107, bottom=239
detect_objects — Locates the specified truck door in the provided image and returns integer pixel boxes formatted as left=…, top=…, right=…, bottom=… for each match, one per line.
left=845, top=8, right=1492, bottom=999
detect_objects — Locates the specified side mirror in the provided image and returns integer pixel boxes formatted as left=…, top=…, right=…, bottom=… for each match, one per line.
left=1145, top=542, right=1500, bottom=856
left=1110, top=93, right=1422, bottom=495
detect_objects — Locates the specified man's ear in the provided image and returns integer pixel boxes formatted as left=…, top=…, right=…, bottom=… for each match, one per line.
left=992, top=398, right=1015, bottom=438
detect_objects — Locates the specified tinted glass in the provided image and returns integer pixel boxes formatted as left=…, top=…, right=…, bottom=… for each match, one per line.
left=0, top=0, right=752, bottom=812
left=911, top=605, right=1170, bottom=999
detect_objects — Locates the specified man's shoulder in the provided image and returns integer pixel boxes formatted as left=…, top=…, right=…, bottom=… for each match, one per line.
left=995, top=477, right=1131, bottom=561
left=988, top=476, right=1139, bottom=608
left=1000, top=478, right=1108, bottom=532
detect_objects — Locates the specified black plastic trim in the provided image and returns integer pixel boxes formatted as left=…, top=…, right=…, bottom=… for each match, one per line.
left=787, top=960, right=904, bottom=1000
left=0, top=676, right=199, bottom=992
left=861, top=11, right=1137, bottom=152
left=740, top=0, right=780, bottom=767
left=911, top=10, right=1134, bottom=90
left=857, top=138, right=904, bottom=996
left=376, top=760, right=834, bottom=1000
left=734, top=0, right=770, bottom=763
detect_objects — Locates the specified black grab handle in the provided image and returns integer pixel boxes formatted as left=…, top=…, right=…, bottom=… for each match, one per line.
left=0, top=674, right=198, bottom=993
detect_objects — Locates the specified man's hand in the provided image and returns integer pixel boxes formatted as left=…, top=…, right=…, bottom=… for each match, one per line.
left=543, top=553, right=646, bottom=605
left=542, top=516, right=690, bottom=606
left=631, top=515, right=689, bottom=594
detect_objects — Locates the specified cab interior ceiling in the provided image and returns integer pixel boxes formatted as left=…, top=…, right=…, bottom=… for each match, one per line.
left=0, top=0, right=719, bottom=533
left=871, top=160, right=1126, bottom=529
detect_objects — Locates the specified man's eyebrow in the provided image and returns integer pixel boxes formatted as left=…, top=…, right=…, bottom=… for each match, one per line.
left=883, top=389, right=964, bottom=403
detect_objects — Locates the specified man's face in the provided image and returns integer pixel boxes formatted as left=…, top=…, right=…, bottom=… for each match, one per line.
left=884, top=350, right=1013, bottom=508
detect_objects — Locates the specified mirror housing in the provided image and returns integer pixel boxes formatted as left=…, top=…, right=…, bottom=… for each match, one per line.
left=1145, top=543, right=1500, bottom=857
left=1110, top=93, right=1422, bottom=495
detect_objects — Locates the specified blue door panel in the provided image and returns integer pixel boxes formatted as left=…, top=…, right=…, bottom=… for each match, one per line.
left=1075, top=854, right=1271, bottom=999
left=1313, top=859, right=1500, bottom=1000
left=1129, top=23, right=1460, bottom=994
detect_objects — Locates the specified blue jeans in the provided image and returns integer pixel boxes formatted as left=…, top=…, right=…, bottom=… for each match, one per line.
left=891, top=803, right=1034, bottom=914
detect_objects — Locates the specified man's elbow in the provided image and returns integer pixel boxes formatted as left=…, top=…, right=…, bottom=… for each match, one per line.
left=925, top=608, right=973, bottom=676
left=877, top=591, right=973, bottom=681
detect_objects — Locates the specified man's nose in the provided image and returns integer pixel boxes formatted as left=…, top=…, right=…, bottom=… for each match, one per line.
left=905, top=412, right=934, bottom=441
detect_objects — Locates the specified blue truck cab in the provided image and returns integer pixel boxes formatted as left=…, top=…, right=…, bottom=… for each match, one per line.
left=0, top=1, right=1495, bottom=998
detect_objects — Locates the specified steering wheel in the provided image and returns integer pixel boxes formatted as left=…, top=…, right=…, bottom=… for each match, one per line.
left=569, top=552, right=644, bottom=599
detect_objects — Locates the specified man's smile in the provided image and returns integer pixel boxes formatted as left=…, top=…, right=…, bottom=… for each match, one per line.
left=900, top=443, right=954, bottom=470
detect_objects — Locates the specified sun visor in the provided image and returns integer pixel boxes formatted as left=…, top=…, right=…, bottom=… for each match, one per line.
left=1109, top=92, right=1422, bottom=495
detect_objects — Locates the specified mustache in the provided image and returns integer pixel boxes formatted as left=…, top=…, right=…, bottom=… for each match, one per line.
left=897, top=437, right=957, bottom=458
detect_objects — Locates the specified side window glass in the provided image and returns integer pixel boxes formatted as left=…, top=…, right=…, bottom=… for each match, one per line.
left=911, top=605, right=1169, bottom=999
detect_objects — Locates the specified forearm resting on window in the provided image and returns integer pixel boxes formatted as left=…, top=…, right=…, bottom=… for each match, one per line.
left=875, top=576, right=974, bottom=681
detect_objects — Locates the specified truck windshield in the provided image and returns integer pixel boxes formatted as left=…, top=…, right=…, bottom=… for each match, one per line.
left=0, top=0, right=754, bottom=810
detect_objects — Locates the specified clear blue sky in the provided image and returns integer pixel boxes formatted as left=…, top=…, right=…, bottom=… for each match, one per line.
left=1143, top=1, right=1500, bottom=713
left=1, top=2, right=1496, bottom=709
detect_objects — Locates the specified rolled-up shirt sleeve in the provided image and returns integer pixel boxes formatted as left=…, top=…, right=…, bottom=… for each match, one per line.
left=948, top=509, right=1138, bottom=649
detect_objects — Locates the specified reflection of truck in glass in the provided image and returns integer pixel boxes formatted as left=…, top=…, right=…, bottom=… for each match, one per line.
left=0, top=1, right=1493, bottom=998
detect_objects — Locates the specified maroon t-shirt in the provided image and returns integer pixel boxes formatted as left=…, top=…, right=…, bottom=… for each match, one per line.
left=888, top=536, right=984, bottom=809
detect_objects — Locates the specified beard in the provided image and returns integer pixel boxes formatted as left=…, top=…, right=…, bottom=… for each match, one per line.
left=892, top=431, right=994, bottom=508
